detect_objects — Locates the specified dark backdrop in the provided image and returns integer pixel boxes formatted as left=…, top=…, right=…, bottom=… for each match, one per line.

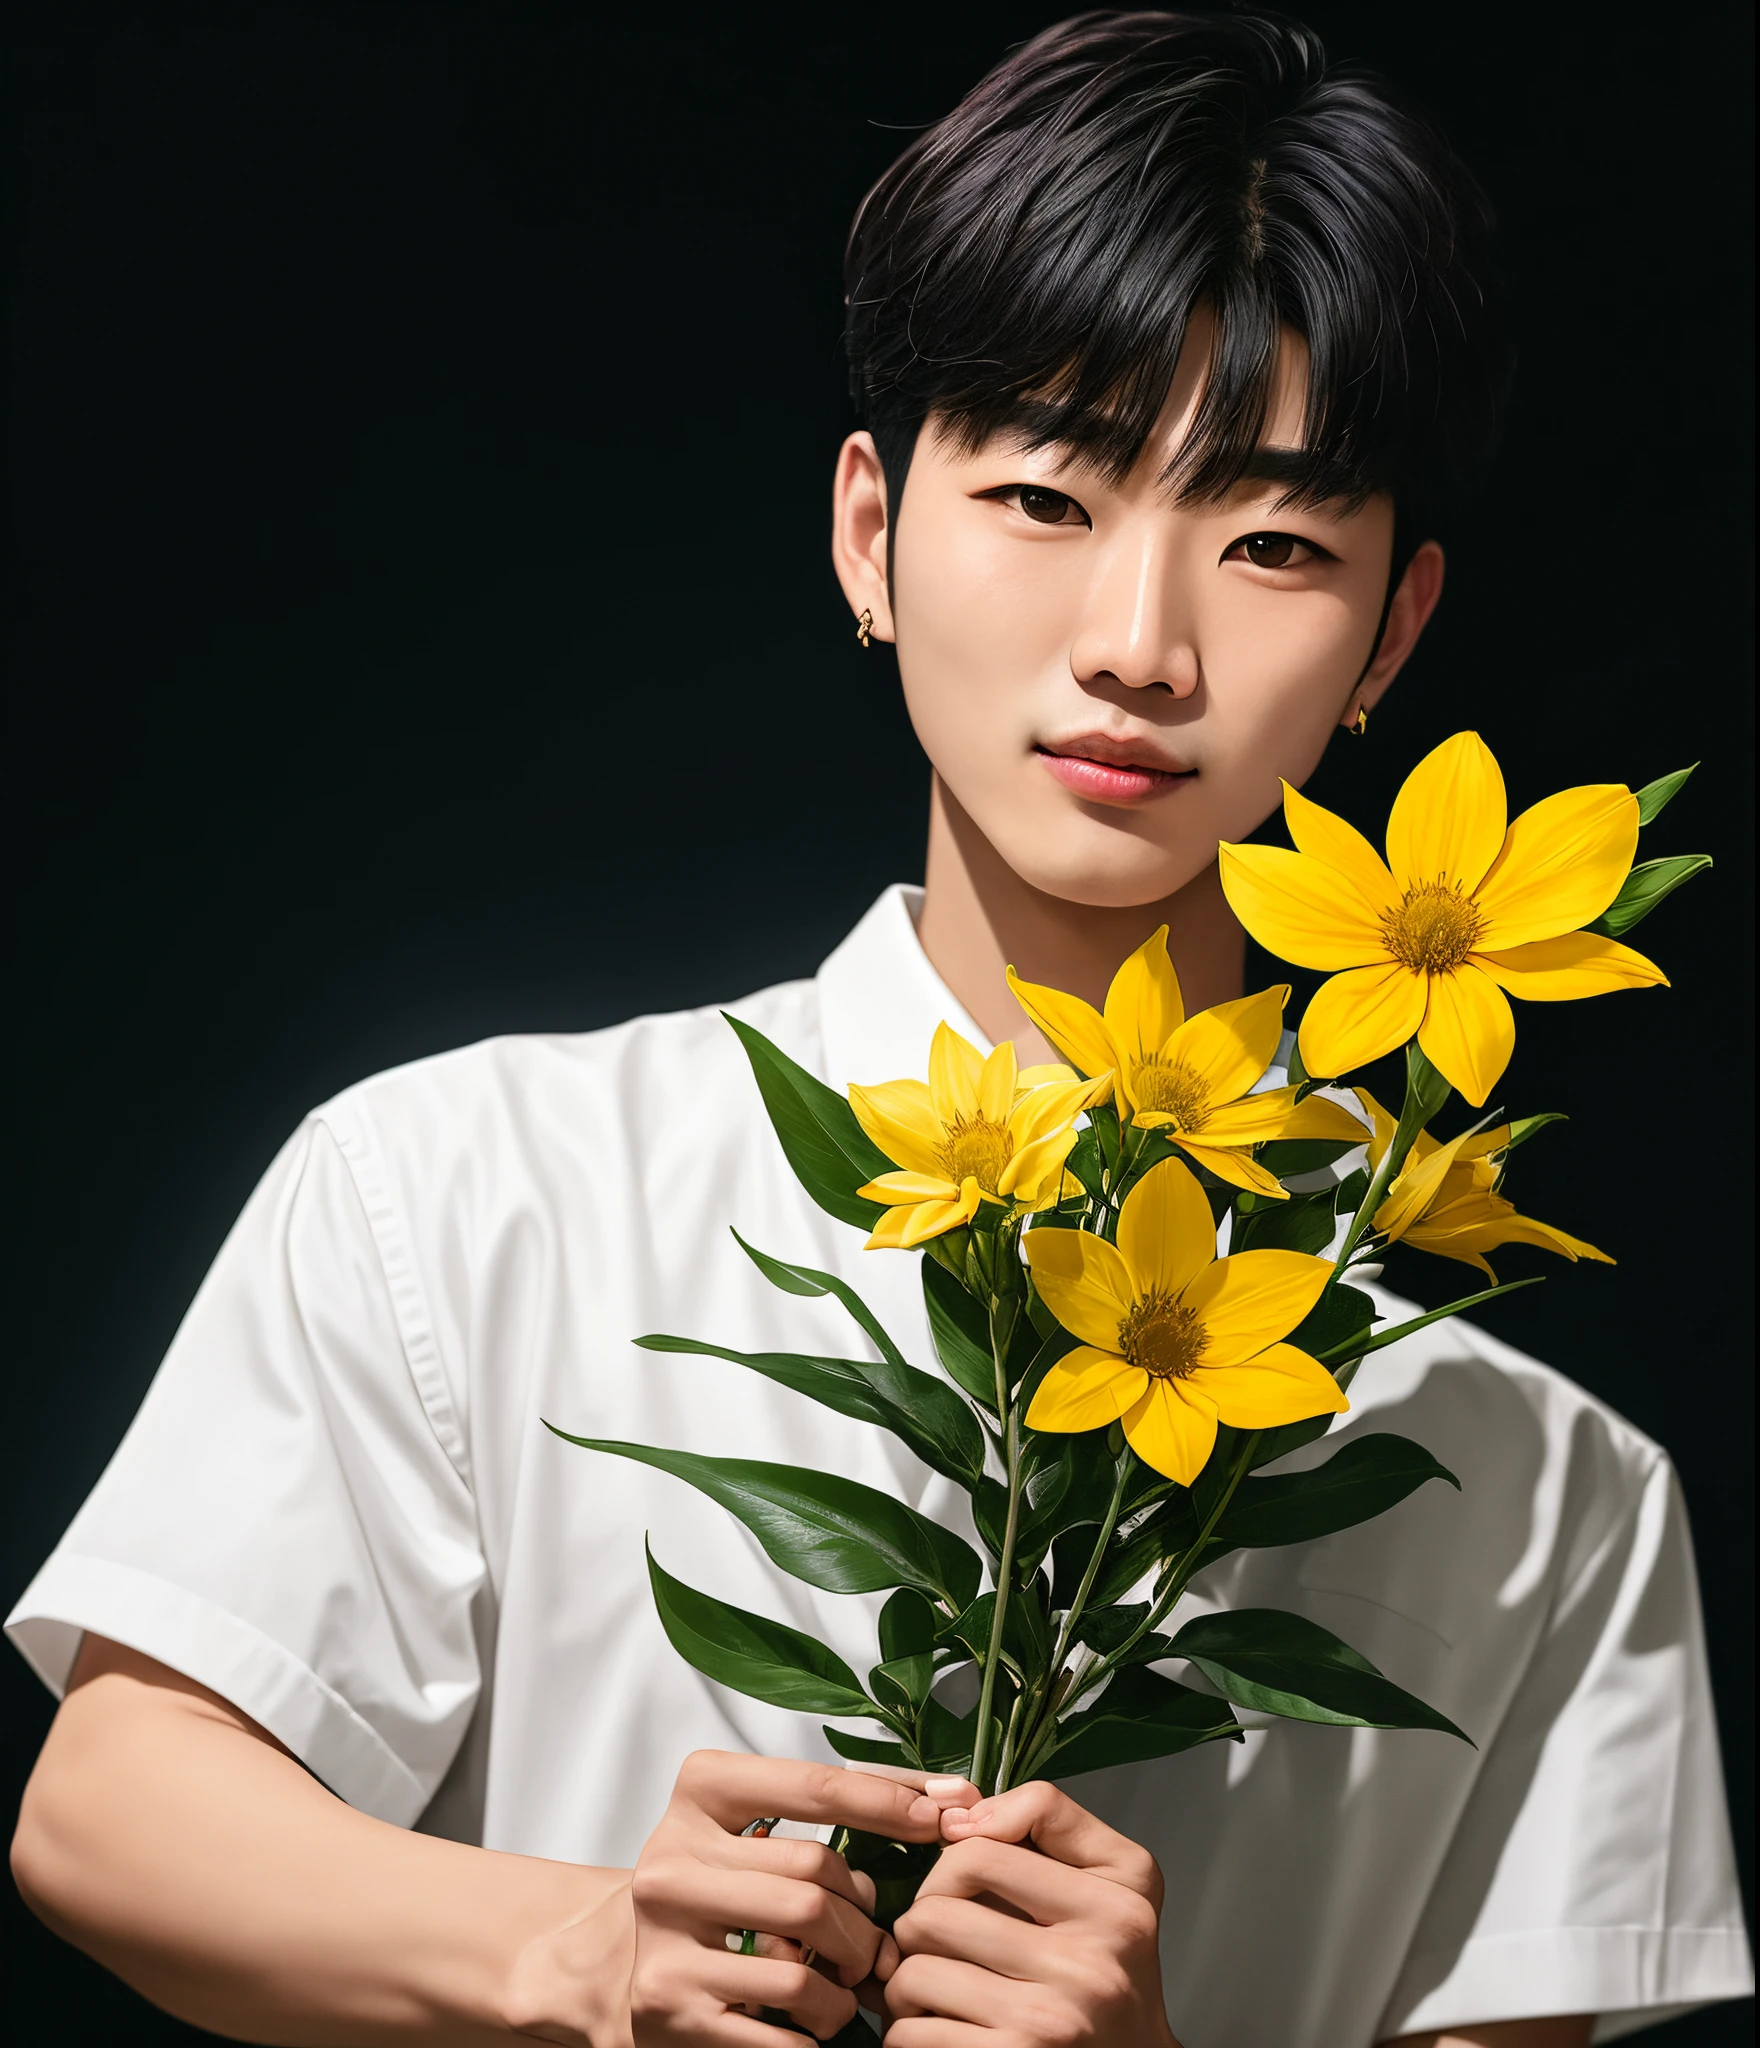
left=7, top=2, right=1753, bottom=2039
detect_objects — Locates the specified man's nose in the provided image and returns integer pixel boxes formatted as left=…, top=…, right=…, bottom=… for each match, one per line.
left=1067, top=527, right=1200, bottom=698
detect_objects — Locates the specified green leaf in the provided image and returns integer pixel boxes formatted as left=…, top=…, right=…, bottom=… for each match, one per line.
left=1212, top=1434, right=1458, bottom=1550
left=919, top=1693, right=991, bottom=1775
left=1234, top=1190, right=1337, bottom=1256
left=824, top=1725, right=921, bottom=1769
left=934, top=1583, right=1048, bottom=1680
left=1590, top=853, right=1712, bottom=938
left=547, top=1430, right=982, bottom=1609
left=1332, top=1166, right=1371, bottom=1216
left=634, top=1333, right=986, bottom=1490
left=879, top=1588, right=938, bottom=1661
left=1634, top=762, right=1697, bottom=824
left=1288, top=1282, right=1377, bottom=1363
left=730, top=1231, right=907, bottom=1368
left=836, top=1831, right=944, bottom=1930
left=1317, top=1276, right=1543, bottom=1365
left=724, top=1014, right=892, bottom=1232
left=1256, top=1137, right=1361, bottom=1178
left=923, top=1256, right=1000, bottom=1409
left=870, top=1652, right=937, bottom=1715
left=1503, top=1112, right=1566, bottom=1150
left=645, top=1545, right=872, bottom=1716
left=1169, top=1608, right=1469, bottom=1739
left=1072, top=1603, right=1174, bottom=1667
left=1044, top=1666, right=1241, bottom=1779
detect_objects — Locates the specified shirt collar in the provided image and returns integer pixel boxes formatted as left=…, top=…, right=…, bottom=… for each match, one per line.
left=814, top=881, right=1296, bottom=1092
left=815, top=885, right=991, bottom=1093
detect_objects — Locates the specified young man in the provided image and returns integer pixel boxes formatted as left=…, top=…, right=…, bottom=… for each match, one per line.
left=9, top=13, right=1750, bottom=2046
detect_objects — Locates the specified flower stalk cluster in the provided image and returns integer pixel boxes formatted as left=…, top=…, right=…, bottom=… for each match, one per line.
left=552, top=734, right=1707, bottom=1926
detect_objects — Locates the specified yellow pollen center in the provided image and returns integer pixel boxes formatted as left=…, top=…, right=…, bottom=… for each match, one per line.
left=1118, top=1289, right=1207, bottom=1380
left=937, top=1114, right=1013, bottom=1194
left=1130, top=1057, right=1212, bottom=1129
left=1380, top=879, right=1485, bottom=973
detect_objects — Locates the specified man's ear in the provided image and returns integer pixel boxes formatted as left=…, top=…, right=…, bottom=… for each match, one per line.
left=1345, top=538, right=1445, bottom=729
left=830, top=431, right=897, bottom=643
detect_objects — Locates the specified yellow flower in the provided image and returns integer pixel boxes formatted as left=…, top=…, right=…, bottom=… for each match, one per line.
left=1007, top=928, right=1366, bottom=1198
left=1354, top=1091, right=1612, bottom=1283
left=850, top=1024, right=1103, bottom=1250
left=1218, top=732, right=1667, bottom=1106
left=1023, top=1157, right=1346, bottom=1484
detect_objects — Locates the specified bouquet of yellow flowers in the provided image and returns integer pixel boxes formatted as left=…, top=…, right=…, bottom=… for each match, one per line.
left=552, top=733, right=1706, bottom=1930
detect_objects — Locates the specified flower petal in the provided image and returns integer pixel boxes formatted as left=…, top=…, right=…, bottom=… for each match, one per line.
left=1197, top=1343, right=1349, bottom=1429
left=857, top=1171, right=961, bottom=1204
left=998, top=1124, right=1078, bottom=1203
left=928, top=1022, right=985, bottom=1127
left=1182, top=1250, right=1334, bottom=1367
left=1297, top=962, right=1428, bottom=1081
left=1474, top=930, right=1668, bottom=1000
left=1283, top=780, right=1400, bottom=910
left=1115, top=1155, right=1217, bottom=1299
left=1219, top=843, right=1387, bottom=971
left=1103, top=926, right=1185, bottom=1065
left=1159, top=985, right=1288, bottom=1106
left=1171, top=1139, right=1289, bottom=1199
left=1010, top=1074, right=1106, bottom=1147
left=899, top=1185, right=981, bottom=1248
left=1385, top=731, right=1508, bottom=895
left=1023, top=1227, right=1135, bottom=1349
left=1025, top=1348, right=1144, bottom=1433
left=864, top=1206, right=922, bottom=1251
left=1017, top=1062, right=1080, bottom=1089
left=848, top=1079, right=944, bottom=1178
left=976, top=1039, right=1018, bottom=1125
left=1006, top=969, right=1117, bottom=1091
left=1472, top=785, right=1640, bottom=948
left=1373, top=1124, right=1481, bottom=1242
left=1195, top=1084, right=1368, bottom=1147
left=1412, top=1211, right=1613, bottom=1267
left=1121, top=1377, right=1219, bottom=1486
left=1416, top=964, right=1515, bottom=1107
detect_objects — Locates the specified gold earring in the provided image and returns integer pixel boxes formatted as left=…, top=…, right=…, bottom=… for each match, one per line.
left=1351, top=705, right=1369, bottom=736
left=855, top=608, right=874, bottom=648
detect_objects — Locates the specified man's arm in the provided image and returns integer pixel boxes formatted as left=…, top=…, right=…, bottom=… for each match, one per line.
left=13, top=1637, right=961, bottom=2046
left=11, top=1635, right=632, bottom=2045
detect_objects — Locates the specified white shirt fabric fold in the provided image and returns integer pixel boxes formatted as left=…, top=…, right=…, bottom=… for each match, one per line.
left=9, top=884, right=1750, bottom=2044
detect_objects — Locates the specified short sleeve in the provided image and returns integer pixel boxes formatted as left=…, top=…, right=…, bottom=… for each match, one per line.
left=6, top=1113, right=486, bottom=1827
left=1379, top=1453, right=1753, bottom=2041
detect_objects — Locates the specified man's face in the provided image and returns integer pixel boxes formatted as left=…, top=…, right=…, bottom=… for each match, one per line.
left=881, top=331, right=1407, bottom=909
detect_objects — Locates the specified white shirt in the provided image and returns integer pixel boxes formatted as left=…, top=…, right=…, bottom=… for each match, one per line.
left=9, top=886, right=1750, bottom=2046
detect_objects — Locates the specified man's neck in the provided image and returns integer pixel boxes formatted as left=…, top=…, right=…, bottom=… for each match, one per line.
left=914, top=775, right=1247, bottom=1060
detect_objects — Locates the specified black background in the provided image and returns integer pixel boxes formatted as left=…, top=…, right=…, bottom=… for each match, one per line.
left=7, top=2, right=1753, bottom=2039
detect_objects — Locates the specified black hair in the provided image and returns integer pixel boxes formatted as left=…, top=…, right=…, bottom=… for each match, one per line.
left=844, top=9, right=1510, bottom=564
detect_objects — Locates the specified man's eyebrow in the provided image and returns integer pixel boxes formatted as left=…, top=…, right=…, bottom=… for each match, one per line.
left=1230, top=445, right=1362, bottom=504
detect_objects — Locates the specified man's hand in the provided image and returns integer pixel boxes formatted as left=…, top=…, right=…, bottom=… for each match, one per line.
left=611, top=1751, right=968, bottom=2047
left=882, top=1780, right=1179, bottom=2047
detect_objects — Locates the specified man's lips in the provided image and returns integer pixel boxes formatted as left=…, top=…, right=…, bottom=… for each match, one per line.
left=1035, top=735, right=1195, bottom=805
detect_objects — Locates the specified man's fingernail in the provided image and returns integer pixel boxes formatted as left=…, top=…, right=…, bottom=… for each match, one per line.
left=924, top=1774, right=977, bottom=1800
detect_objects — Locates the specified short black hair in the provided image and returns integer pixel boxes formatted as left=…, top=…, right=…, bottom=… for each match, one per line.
left=844, top=9, right=1510, bottom=554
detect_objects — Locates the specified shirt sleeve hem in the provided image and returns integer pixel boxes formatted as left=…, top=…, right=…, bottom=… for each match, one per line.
left=4, top=1551, right=433, bottom=1827
left=1379, top=1924, right=1754, bottom=2041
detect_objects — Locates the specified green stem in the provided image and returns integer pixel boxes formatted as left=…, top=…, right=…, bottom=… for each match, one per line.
left=968, top=1260, right=1023, bottom=1796
left=1332, top=1043, right=1450, bottom=1277
left=1019, top=1432, right=1259, bottom=1782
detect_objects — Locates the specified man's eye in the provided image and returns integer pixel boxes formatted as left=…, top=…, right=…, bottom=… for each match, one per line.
left=1226, top=531, right=1320, bottom=569
left=1017, top=485, right=1087, bottom=526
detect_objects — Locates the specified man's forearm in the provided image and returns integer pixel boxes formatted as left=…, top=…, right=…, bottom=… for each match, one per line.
left=11, top=1638, right=631, bottom=2046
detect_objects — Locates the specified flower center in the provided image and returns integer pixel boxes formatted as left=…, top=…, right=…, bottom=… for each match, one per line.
left=1118, top=1289, right=1207, bottom=1381
left=1379, top=880, right=1485, bottom=973
left=937, top=1114, right=1013, bottom=1194
left=1130, top=1057, right=1212, bottom=1129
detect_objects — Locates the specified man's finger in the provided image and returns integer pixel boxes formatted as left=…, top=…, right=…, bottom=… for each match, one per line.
left=911, top=1836, right=1095, bottom=1927
left=939, top=1778, right=1162, bottom=1899
left=676, top=1750, right=950, bottom=1841
left=894, top=1886, right=1055, bottom=1974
